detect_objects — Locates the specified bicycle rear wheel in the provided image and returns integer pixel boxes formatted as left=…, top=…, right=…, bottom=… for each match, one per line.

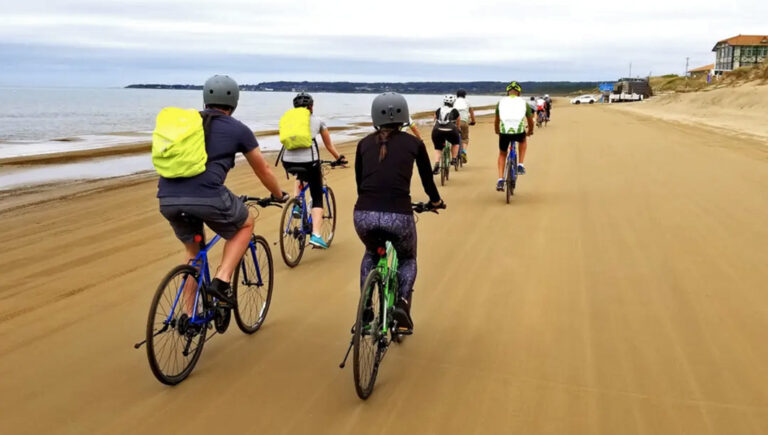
left=233, top=235, right=274, bottom=334
left=321, top=186, right=337, bottom=246
left=444, top=152, right=450, bottom=181
left=353, top=270, right=385, bottom=400
left=279, top=198, right=306, bottom=267
left=146, top=265, right=207, bottom=385
left=439, top=162, right=445, bottom=186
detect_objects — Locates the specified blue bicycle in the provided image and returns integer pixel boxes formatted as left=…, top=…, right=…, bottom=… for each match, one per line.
left=504, top=141, right=519, bottom=203
left=279, top=161, right=338, bottom=267
left=139, top=196, right=281, bottom=385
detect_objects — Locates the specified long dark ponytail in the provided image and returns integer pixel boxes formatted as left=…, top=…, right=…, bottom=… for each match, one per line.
left=371, top=123, right=401, bottom=162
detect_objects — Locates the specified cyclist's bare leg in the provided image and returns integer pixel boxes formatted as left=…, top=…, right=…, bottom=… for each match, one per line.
left=451, top=144, right=459, bottom=159
left=214, top=210, right=255, bottom=283
left=497, top=150, right=507, bottom=179
left=311, top=207, right=323, bottom=235
left=434, top=149, right=442, bottom=165
left=519, top=138, right=528, bottom=164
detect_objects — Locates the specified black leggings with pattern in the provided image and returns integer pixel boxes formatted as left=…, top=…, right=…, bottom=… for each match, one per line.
left=353, top=210, right=417, bottom=299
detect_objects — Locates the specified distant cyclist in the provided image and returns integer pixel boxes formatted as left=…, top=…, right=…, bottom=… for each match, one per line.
left=431, top=94, right=462, bottom=174
left=280, top=92, right=347, bottom=249
left=453, top=89, right=476, bottom=163
left=354, top=92, right=444, bottom=331
left=157, top=75, right=288, bottom=309
left=536, top=96, right=546, bottom=121
left=527, top=96, right=537, bottom=115
left=544, top=94, right=552, bottom=121
left=494, top=81, right=534, bottom=191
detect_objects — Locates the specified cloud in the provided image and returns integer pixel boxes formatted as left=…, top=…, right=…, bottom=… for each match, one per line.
left=2, top=0, right=766, bottom=85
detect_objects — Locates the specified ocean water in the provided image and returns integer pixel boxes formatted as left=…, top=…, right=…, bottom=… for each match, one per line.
left=0, top=87, right=501, bottom=189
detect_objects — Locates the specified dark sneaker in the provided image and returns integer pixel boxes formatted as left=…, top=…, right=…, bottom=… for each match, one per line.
left=451, top=158, right=458, bottom=166
left=206, top=278, right=236, bottom=308
left=496, top=179, right=505, bottom=191
left=432, top=163, right=440, bottom=175
left=517, top=165, right=526, bottom=175
left=392, top=297, right=413, bottom=331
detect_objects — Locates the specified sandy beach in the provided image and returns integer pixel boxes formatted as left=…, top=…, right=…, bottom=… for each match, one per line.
left=2, top=101, right=768, bottom=433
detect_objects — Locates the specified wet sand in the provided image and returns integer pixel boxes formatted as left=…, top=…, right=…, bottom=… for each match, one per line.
left=2, top=103, right=768, bottom=433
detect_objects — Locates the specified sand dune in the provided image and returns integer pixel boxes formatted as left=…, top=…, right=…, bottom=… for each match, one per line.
left=611, top=83, right=768, bottom=144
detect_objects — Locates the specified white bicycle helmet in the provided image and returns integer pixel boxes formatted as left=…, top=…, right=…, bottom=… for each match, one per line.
left=443, top=94, right=456, bottom=106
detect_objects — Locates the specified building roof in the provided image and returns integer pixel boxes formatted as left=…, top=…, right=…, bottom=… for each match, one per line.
left=689, top=64, right=714, bottom=73
left=712, top=35, right=768, bottom=51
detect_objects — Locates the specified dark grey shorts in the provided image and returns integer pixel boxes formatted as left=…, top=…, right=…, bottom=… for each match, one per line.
left=159, top=189, right=249, bottom=243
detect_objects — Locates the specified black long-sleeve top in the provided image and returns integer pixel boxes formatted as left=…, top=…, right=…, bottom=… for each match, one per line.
left=354, top=131, right=441, bottom=214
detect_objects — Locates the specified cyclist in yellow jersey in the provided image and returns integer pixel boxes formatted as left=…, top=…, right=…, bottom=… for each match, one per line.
left=494, top=81, right=534, bottom=191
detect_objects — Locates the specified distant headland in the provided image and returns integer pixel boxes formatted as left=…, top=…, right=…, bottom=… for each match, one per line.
left=125, top=81, right=601, bottom=95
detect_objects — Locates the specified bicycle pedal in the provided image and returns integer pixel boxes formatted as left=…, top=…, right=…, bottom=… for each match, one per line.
left=395, top=329, right=413, bottom=336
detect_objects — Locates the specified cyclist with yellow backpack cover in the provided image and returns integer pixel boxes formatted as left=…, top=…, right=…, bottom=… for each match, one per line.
left=152, top=75, right=288, bottom=310
left=278, top=92, right=347, bottom=249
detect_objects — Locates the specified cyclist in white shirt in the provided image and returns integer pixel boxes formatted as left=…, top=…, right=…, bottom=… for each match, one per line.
left=494, top=82, right=534, bottom=191
left=453, top=89, right=476, bottom=163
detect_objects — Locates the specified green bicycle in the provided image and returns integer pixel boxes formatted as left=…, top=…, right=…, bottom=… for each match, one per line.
left=339, top=202, right=444, bottom=400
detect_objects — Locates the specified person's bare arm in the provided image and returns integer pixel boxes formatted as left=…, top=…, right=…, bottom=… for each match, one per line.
left=494, top=114, right=500, bottom=135
left=319, top=127, right=342, bottom=160
left=469, top=107, right=476, bottom=124
left=409, top=123, right=423, bottom=140
left=244, top=148, right=284, bottom=197
left=526, top=114, right=535, bottom=136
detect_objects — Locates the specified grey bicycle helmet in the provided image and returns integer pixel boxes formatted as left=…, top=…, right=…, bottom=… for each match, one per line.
left=371, top=92, right=410, bottom=128
left=203, top=75, right=239, bottom=112
left=293, top=92, right=314, bottom=108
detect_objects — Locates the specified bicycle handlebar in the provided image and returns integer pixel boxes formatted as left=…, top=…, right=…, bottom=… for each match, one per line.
left=320, top=156, right=348, bottom=168
left=412, top=201, right=446, bottom=214
left=240, top=196, right=285, bottom=208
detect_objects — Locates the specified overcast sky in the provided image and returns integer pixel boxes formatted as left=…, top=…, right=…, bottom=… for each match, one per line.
left=1, top=0, right=765, bottom=87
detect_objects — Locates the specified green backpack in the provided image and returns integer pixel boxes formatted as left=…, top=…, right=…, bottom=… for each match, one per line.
left=152, top=108, right=220, bottom=178
left=279, top=107, right=313, bottom=150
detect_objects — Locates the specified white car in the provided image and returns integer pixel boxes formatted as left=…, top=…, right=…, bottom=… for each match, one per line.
left=571, top=95, right=597, bottom=104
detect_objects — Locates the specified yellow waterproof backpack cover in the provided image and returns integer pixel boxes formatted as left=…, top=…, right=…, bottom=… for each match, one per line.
left=279, top=107, right=313, bottom=150
left=152, top=107, right=208, bottom=178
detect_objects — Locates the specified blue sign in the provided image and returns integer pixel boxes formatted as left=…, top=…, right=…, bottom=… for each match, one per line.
left=599, top=83, right=614, bottom=92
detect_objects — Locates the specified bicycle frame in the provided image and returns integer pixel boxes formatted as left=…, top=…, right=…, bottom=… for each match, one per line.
left=374, top=241, right=399, bottom=334
left=506, top=142, right=518, bottom=183
left=441, top=143, right=451, bottom=168
left=283, top=182, right=333, bottom=236
left=165, top=235, right=264, bottom=327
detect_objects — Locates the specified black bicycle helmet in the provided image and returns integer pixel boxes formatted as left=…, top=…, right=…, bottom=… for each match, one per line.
left=293, top=92, right=314, bottom=108
left=457, top=89, right=467, bottom=98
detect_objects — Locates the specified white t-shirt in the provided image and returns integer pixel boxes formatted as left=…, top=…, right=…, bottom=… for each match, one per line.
left=453, top=97, right=471, bottom=122
left=536, top=98, right=546, bottom=110
left=282, top=115, right=327, bottom=163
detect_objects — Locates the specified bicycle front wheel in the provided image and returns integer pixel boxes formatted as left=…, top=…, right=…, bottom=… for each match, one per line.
left=353, top=269, right=385, bottom=400
left=321, top=186, right=337, bottom=246
left=233, top=235, right=274, bottom=334
left=279, top=198, right=306, bottom=267
left=146, top=265, right=207, bottom=385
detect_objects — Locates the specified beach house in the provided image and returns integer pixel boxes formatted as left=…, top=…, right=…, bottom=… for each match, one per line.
left=688, top=64, right=714, bottom=79
left=712, top=35, right=768, bottom=75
